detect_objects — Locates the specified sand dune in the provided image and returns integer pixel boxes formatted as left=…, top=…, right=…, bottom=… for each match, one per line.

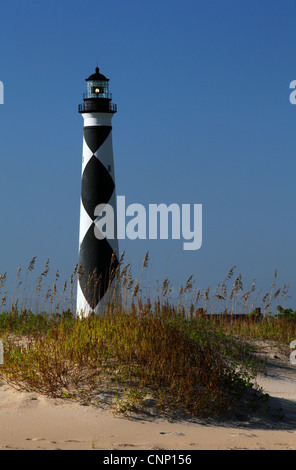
left=0, top=341, right=295, bottom=450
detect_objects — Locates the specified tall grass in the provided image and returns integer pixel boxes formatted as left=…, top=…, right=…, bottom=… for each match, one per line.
left=1, top=310, right=264, bottom=417
left=0, top=253, right=294, bottom=418
left=0, top=254, right=291, bottom=319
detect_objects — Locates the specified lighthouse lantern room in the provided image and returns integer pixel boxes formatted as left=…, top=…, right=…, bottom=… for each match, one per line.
left=78, top=67, right=117, bottom=114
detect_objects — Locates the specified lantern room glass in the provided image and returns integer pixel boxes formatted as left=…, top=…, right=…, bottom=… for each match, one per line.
left=86, top=80, right=109, bottom=99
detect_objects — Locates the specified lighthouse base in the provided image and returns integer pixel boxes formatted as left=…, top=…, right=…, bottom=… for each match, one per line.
left=76, top=280, right=121, bottom=317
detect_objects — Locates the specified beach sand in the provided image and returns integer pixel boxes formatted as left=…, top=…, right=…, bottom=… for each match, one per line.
left=0, top=341, right=295, bottom=450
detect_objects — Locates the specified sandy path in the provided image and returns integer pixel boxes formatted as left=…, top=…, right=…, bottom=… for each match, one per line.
left=0, top=347, right=296, bottom=450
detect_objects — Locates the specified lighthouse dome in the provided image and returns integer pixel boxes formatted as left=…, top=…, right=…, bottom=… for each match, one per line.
left=86, top=67, right=109, bottom=82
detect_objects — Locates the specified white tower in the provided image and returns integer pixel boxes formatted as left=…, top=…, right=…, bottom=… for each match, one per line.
left=77, top=67, right=118, bottom=316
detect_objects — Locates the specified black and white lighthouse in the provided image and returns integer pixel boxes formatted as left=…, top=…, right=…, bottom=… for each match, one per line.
left=77, top=67, right=119, bottom=316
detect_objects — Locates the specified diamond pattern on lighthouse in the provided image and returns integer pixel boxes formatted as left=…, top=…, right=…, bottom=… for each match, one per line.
left=84, top=126, right=111, bottom=154
left=81, top=155, right=115, bottom=220
left=79, top=125, right=119, bottom=312
left=79, top=225, right=116, bottom=309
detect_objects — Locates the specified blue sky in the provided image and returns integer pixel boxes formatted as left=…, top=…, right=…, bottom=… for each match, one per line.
left=0, top=0, right=295, bottom=310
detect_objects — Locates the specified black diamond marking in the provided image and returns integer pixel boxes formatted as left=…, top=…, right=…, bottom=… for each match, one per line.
left=79, top=224, right=119, bottom=309
left=84, top=126, right=111, bottom=154
left=81, top=155, right=115, bottom=221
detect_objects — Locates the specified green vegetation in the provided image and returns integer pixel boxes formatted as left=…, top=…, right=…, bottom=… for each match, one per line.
left=276, top=305, right=296, bottom=319
left=0, top=309, right=265, bottom=417
left=216, top=314, right=296, bottom=344
left=0, top=254, right=294, bottom=419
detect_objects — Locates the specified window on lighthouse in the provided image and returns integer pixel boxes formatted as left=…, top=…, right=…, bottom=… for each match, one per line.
left=87, top=80, right=109, bottom=98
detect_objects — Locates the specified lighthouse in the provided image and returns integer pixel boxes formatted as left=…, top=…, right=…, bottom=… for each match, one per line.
left=77, top=67, right=119, bottom=316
